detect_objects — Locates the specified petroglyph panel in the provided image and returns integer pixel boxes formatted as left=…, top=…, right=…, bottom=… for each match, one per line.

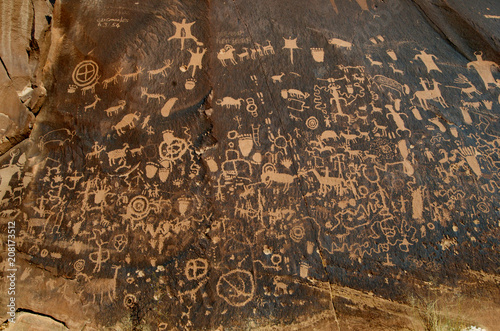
left=1, top=0, right=500, bottom=329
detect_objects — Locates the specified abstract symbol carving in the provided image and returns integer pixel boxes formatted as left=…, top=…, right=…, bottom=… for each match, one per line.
left=123, top=293, right=137, bottom=309
left=185, top=258, right=208, bottom=280
left=127, top=195, right=150, bottom=220
left=290, top=225, right=305, bottom=242
left=72, top=60, right=99, bottom=87
left=306, top=116, right=319, bottom=130
left=74, top=259, right=86, bottom=272
left=112, top=234, right=128, bottom=252
left=216, top=269, right=255, bottom=307
left=159, top=132, right=187, bottom=161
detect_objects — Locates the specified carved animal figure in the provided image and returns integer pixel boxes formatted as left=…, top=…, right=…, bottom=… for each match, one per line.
left=413, top=79, right=447, bottom=109
left=273, top=277, right=289, bottom=295
left=147, top=60, right=173, bottom=79
left=261, top=170, right=297, bottom=193
left=237, top=47, right=250, bottom=61
left=107, top=144, right=129, bottom=166
left=217, top=45, right=237, bottom=66
left=130, top=146, right=144, bottom=157
left=320, top=130, right=339, bottom=142
left=103, top=100, right=126, bottom=117
left=140, top=88, right=166, bottom=104
left=38, top=129, right=76, bottom=149
left=353, top=73, right=365, bottom=83
left=122, top=67, right=144, bottom=82
left=308, top=140, right=335, bottom=154
left=216, top=97, right=244, bottom=109
left=370, top=75, right=410, bottom=96
left=328, top=38, right=353, bottom=50
left=461, top=101, right=481, bottom=110
left=271, top=73, right=285, bottom=83
left=263, top=40, right=275, bottom=55
left=354, top=110, right=369, bottom=125
left=389, top=63, right=404, bottom=75
left=112, top=112, right=140, bottom=136
left=85, top=265, right=121, bottom=304
left=358, top=130, right=371, bottom=141
left=366, top=54, right=383, bottom=67
left=81, top=77, right=100, bottom=95
left=281, top=89, right=309, bottom=99
left=344, top=148, right=363, bottom=160
left=84, top=95, right=101, bottom=112
left=86, top=145, right=106, bottom=159
left=453, top=74, right=482, bottom=98
left=307, top=169, right=346, bottom=196
left=251, top=43, right=264, bottom=59
left=340, top=131, right=361, bottom=144
left=372, top=120, right=388, bottom=137
left=102, top=68, right=123, bottom=89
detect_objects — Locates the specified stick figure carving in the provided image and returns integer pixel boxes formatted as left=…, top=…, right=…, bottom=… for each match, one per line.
left=89, top=229, right=110, bottom=273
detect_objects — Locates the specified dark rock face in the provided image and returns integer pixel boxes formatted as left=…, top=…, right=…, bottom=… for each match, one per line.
left=1, top=0, right=500, bottom=329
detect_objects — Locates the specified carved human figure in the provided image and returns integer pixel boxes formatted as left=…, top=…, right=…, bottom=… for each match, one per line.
left=283, top=37, right=300, bottom=64
left=467, top=52, right=500, bottom=89
left=187, top=47, right=207, bottom=77
left=414, top=50, right=441, bottom=73
left=168, top=19, right=201, bottom=50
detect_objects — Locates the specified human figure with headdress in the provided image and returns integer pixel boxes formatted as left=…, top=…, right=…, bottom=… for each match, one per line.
left=168, top=19, right=202, bottom=50
left=467, top=51, right=500, bottom=89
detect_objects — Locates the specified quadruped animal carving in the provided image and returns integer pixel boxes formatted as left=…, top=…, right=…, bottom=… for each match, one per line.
left=104, top=100, right=126, bottom=117
left=84, top=265, right=121, bottom=304
left=216, top=97, right=244, bottom=109
left=112, top=113, right=140, bottom=136
left=218, top=45, right=238, bottom=66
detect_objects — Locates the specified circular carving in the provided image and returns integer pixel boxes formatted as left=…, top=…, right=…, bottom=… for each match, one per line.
left=123, top=294, right=137, bottom=309
left=185, top=258, right=208, bottom=280
left=127, top=195, right=150, bottom=219
left=274, top=135, right=287, bottom=149
left=40, top=249, right=49, bottom=257
left=271, top=254, right=282, bottom=265
left=216, top=270, right=255, bottom=307
left=74, top=259, right=86, bottom=272
left=72, top=60, right=99, bottom=87
left=290, top=225, right=305, bottom=242
left=477, top=202, right=489, bottom=213
left=306, top=116, right=319, bottom=130
left=159, top=140, right=187, bottom=161
left=132, top=196, right=148, bottom=213
left=358, top=185, right=369, bottom=197
left=262, top=163, right=276, bottom=174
